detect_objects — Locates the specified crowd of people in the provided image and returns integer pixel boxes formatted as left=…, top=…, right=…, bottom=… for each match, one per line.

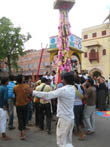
left=0, top=70, right=110, bottom=147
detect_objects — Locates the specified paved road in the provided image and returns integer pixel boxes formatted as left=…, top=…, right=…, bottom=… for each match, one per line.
left=0, top=114, right=110, bottom=147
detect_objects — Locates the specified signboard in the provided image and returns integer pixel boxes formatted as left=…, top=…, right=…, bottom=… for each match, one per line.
left=49, top=34, right=82, bottom=50
left=69, top=34, right=82, bottom=50
left=49, top=36, right=58, bottom=49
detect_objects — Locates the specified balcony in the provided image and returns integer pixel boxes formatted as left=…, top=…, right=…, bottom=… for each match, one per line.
left=89, top=51, right=99, bottom=62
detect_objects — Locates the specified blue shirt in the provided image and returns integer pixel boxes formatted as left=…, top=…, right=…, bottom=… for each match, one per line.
left=7, top=81, right=15, bottom=99
left=0, top=85, right=8, bottom=108
left=57, top=83, right=64, bottom=89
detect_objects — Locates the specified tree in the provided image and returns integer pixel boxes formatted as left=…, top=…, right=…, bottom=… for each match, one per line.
left=0, top=17, right=31, bottom=75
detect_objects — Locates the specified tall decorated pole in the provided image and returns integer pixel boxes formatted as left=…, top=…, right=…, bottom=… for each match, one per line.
left=54, top=0, right=75, bottom=84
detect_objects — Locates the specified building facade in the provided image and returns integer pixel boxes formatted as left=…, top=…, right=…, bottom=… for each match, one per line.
left=82, top=23, right=110, bottom=79
left=18, top=49, right=57, bottom=78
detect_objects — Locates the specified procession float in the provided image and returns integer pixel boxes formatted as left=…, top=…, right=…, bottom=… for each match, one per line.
left=48, top=0, right=83, bottom=83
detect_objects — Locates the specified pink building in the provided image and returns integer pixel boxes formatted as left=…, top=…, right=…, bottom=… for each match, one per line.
left=18, top=49, right=57, bottom=78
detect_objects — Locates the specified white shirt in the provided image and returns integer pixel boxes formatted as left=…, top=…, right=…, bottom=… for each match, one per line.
left=33, top=85, right=76, bottom=120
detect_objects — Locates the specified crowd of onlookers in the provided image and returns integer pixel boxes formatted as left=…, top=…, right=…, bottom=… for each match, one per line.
left=0, top=70, right=110, bottom=141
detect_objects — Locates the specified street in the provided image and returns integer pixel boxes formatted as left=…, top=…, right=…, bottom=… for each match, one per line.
left=0, top=114, right=110, bottom=147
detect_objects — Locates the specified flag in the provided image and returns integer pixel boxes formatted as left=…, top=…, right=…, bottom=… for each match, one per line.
left=103, top=13, right=110, bottom=23
left=36, top=44, right=48, bottom=81
left=36, top=48, right=44, bottom=81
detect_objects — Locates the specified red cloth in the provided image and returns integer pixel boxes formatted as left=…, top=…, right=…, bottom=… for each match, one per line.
left=57, top=69, right=61, bottom=84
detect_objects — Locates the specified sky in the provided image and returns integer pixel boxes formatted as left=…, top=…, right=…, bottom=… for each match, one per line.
left=0, top=0, right=110, bottom=50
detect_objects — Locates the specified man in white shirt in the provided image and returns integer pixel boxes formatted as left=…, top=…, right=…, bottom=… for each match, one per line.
left=25, top=72, right=76, bottom=147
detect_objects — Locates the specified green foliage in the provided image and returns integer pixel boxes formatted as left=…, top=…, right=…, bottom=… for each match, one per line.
left=0, top=17, right=31, bottom=75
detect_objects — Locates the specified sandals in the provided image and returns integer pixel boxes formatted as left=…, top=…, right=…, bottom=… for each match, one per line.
left=87, top=130, right=94, bottom=135
left=78, top=134, right=86, bottom=140
left=2, top=136, right=12, bottom=141
left=20, top=136, right=26, bottom=140
left=20, top=130, right=26, bottom=140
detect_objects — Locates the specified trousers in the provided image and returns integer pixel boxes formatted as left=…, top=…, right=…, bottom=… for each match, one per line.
left=16, top=105, right=28, bottom=131
left=39, top=103, right=51, bottom=131
left=0, top=108, right=7, bottom=133
left=56, top=118, right=74, bottom=147
left=84, top=105, right=96, bottom=132
left=8, top=98, right=14, bottom=128
left=34, top=102, right=40, bottom=126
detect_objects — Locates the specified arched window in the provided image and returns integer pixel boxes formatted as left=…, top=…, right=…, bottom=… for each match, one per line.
left=102, top=49, right=106, bottom=55
left=90, top=49, right=96, bottom=58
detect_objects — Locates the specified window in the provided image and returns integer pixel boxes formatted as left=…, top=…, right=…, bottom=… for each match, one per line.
left=84, top=35, right=88, bottom=39
left=20, top=65, right=24, bottom=69
left=34, top=63, right=37, bottom=69
left=41, top=62, right=44, bottom=67
left=92, top=33, right=97, bottom=38
left=25, top=64, right=28, bottom=69
left=90, top=49, right=96, bottom=58
left=89, top=49, right=99, bottom=62
left=102, top=49, right=106, bottom=55
left=84, top=52, right=87, bottom=57
left=19, top=65, right=24, bottom=71
left=102, top=30, right=106, bottom=36
left=29, top=64, right=32, bottom=69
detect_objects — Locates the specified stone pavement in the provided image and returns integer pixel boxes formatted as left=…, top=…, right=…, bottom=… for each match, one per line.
left=0, top=114, right=110, bottom=147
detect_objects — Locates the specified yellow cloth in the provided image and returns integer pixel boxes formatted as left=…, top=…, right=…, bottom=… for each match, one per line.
left=73, top=85, right=84, bottom=99
left=35, top=83, right=52, bottom=104
left=36, top=80, right=41, bottom=85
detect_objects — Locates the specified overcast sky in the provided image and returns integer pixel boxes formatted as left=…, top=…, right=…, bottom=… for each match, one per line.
left=0, top=0, right=110, bottom=50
